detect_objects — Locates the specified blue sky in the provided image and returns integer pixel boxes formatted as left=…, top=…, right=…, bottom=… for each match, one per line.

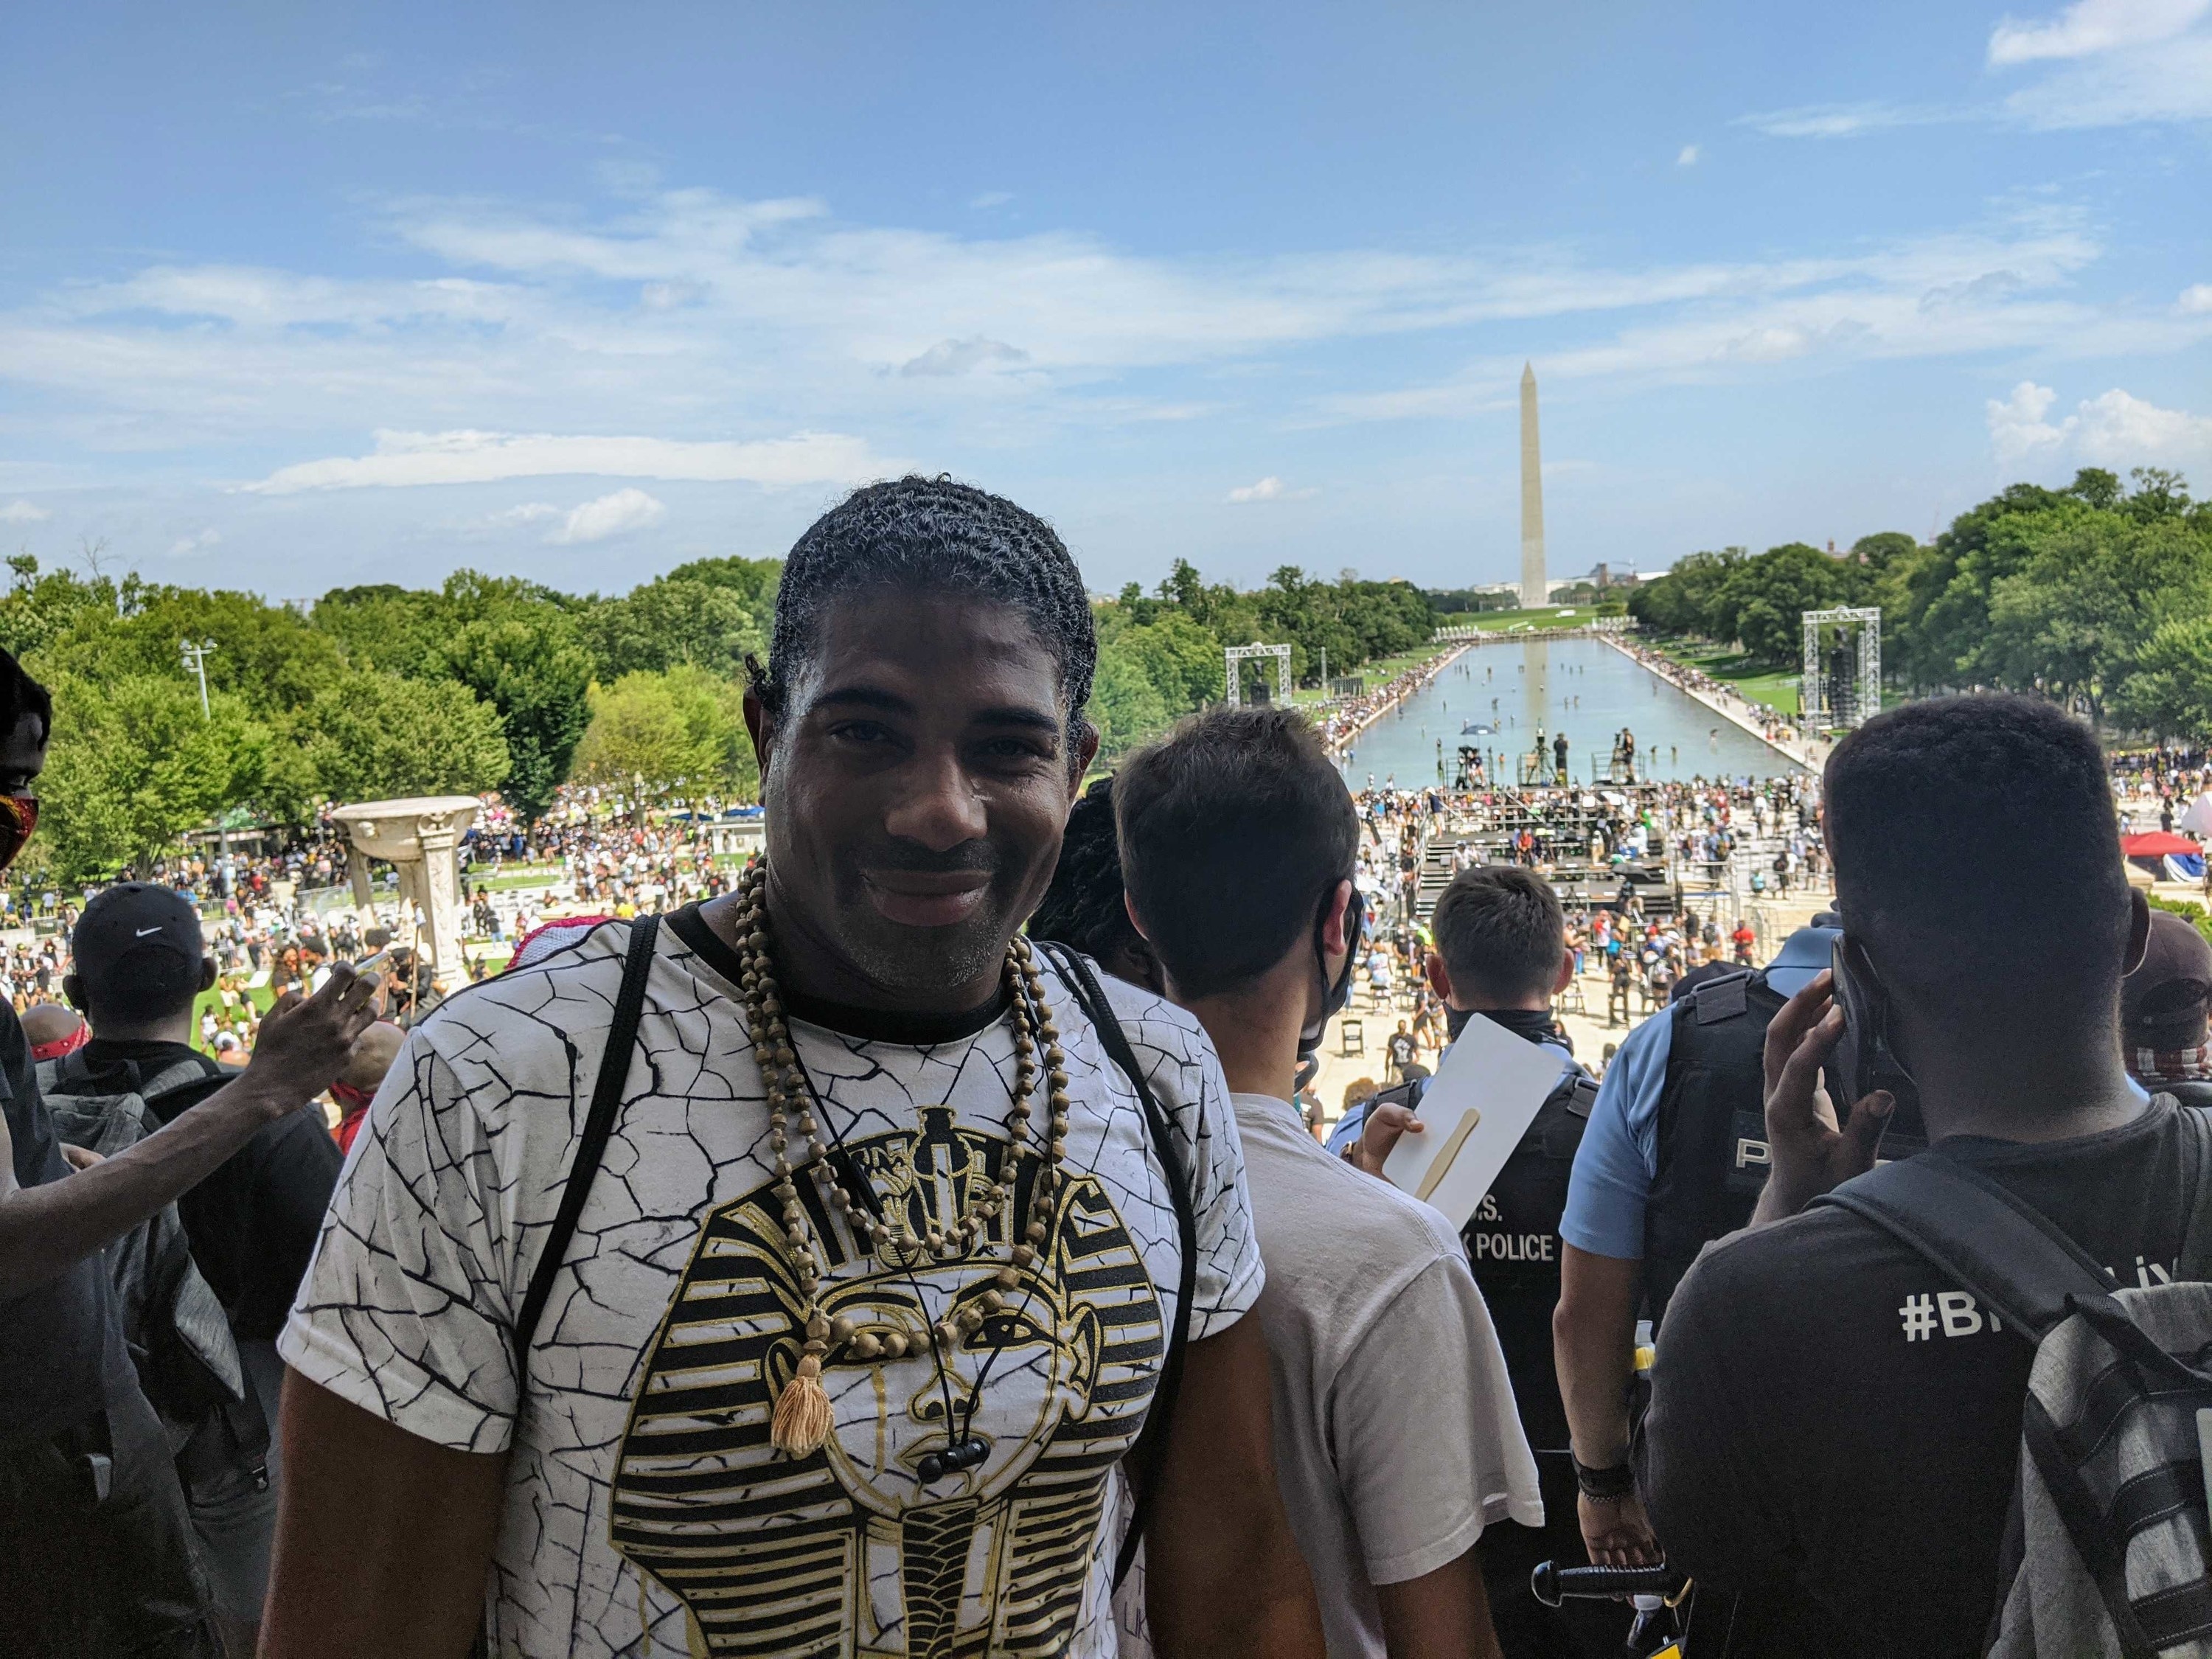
left=1, top=0, right=2207, bottom=600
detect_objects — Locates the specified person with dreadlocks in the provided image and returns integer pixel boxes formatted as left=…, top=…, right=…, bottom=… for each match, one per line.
left=267, top=476, right=1324, bottom=1659
left=1027, top=775, right=1162, bottom=995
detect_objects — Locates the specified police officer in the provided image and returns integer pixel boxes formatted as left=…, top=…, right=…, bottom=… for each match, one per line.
left=1332, top=866, right=1613, bottom=1656
left=1551, top=914, right=1934, bottom=1579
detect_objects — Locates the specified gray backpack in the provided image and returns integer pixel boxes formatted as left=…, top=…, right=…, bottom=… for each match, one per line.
left=1819, top=1113, right=2212, bottom=1658
left=41, top=1054, right=265, bottom=1481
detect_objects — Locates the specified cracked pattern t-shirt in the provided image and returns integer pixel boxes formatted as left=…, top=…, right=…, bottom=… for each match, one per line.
left=280, top=909, right=1262, bottom=1659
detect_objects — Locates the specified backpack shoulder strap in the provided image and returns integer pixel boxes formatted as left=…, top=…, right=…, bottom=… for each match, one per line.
left=1033, top=940, right=1198, bottom=1591
left=511, top=915, right=658, bottom=1380
left=1814, top=1150, right=2115, bottom=1340
left=2168, top=1102, right=2212, bottom=1281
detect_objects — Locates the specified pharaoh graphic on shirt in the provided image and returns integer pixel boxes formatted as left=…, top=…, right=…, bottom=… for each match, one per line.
left=282, top=911, right=1261, bottom=1659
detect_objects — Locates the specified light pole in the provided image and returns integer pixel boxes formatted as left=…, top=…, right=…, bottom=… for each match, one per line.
left=180, top=638, right=216, bottom=717
left=180, top=639, right=229, bottom=875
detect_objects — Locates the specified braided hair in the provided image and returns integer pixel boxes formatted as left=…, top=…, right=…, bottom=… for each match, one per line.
left=752, top=475, right=1096, bottom=746
left=1029, top=777, right=1143, bottom=964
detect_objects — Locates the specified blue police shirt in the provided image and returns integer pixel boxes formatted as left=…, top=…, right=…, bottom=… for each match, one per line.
left=1558, top=927, right=1837, bottom=1261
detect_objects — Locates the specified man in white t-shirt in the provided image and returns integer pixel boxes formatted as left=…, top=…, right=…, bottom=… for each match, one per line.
left=1116, top=706, right=1541, bottom=1659
left=264, top=479, right=1324, bottom=1659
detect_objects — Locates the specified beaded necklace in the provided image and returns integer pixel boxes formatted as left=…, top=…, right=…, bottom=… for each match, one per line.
left=728, top=863, right=1073, bottom=1459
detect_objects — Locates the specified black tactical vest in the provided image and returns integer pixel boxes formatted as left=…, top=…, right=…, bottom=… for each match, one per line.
left=1370, top=1048, right=1597, bottom=1455
left=1641, top=970, right=1780, bottom=1332
left=1641, top=967, right=1927, bottom=1331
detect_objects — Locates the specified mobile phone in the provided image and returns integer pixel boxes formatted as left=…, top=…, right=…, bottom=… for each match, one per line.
left=1826, top=934, right=1918, bottom=1120
left=348, top=948, right=397, bottom=981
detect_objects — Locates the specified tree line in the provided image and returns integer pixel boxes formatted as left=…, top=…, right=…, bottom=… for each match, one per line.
left=1092, top=561, right=1436, bottom=755
left=1626, top=467, right=2212, bottom=730
left=1, top=549, right=1431, bottom=885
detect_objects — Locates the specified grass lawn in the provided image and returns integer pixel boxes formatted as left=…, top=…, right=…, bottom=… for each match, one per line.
left=1290, top=640, right=1467, bottom=706
left=468, top=866, right=564, bottom=891
left=1663, top=640, right=1802, bottom=716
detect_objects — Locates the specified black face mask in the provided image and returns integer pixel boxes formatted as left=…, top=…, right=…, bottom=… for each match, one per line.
left=1298, top=881, right=1366, bottom=1056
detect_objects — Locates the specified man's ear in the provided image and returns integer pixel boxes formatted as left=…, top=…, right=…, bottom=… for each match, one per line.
left=1069, top=722, right=1101, bottom=799
left=61, top=973, right=84, bottom=1013
left=1318, top=879, right=1357, bottom=959
left=2124, top=888, right=2152, bottom=977
left=198, top=956, right=218, bottom=995
left=1552, top=946, right=1576, bottom=995
left=741, top=686, right=776, bottom=782
left=1425, top=950, right=1453, bottom=1002
left=1122, top=891, right=1152, bottom=944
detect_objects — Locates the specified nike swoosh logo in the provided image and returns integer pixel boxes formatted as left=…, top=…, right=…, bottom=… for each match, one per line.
left=135, top=926, right=162, bottom=937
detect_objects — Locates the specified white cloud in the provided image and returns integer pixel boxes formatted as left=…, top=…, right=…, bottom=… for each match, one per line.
left=1736, top=102, right=1958, bottom=138
left=897, top=337, right=1029, bottom=378
left=1317, top=209, right=2212, bottom=425
left=1989, top=0, right=2208, bottom=63
left=2183, top=284, right=2212, bottom=313
left=1999, top=31, right=2212, bottom=125
left=1225, top=476, right=1319, bottom=503
left=1986, top=380, right=2212, bottom=467
left=167, top=527, right=222, bottom=557
left=1987, top=380, right=2071, bottom=463
left=240, top=428, right=894, bottom=493
left=485, top=501, right=560, bottom=526
left=970, top=191, right=1014, bottom=209
left=0, top=501, right=49, bottom=524
left=546, top=487, right=666, bottom=544
left=1676, top=144, right=1700, bottom=165
left=2072, top=388, right=2212, bottom=464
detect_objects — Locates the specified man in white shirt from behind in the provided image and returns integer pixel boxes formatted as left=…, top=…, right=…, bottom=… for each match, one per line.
left=1115, top=706, right=1540, bottom=1659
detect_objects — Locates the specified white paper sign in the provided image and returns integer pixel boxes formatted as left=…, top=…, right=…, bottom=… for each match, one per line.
left=1380, top=1014, right=1568, bottom=1230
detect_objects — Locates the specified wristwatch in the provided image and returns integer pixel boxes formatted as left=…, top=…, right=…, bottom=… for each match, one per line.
left=1571, top=1453, right=1637, bottom=1502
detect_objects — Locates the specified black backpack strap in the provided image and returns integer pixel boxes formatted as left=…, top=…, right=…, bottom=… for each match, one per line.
left=1034, top=941, right=1198, bottom=1591
left=2169, top=1103, right=2212, bottom=1281
left=510, top=915, right=659, bottom=1382
left=1814, top=1149, right=2116, bottom=1340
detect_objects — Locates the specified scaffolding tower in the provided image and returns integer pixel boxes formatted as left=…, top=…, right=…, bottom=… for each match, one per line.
left=1801, top=607, right=1882, bottom=730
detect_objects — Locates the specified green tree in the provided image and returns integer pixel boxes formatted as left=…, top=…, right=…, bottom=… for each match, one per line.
left=1108, top=611, right=1224, bottom=712
left=580, top=575, right=769, bottom=681
left=1850, top=532, right=1919, bottom=567
left=2125, top=616, right=2212, bottom=740
left=572, top=666, right=757, bottom=801
left=296, top=672, right=512, bottom=804
left=33, top=672, right=274, bottom=883
left=0, top=557, right=143, bottom=661
left=1088, top=644, right=1172, bottom=759
left=307, top=584, right=449, bottom=676
left=1627, top=548, right=1742, bottom=639
left=437, top=612, right=594, bottom=821
left=1975, top=513, right=2212, bottom=719
left=1707, top=543, right=1867, bottom=667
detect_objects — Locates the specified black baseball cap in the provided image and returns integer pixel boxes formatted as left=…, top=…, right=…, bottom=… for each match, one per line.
left=72, top=883, right=205, bottom=984
left=2124, top=911, right=2212, bottom=1046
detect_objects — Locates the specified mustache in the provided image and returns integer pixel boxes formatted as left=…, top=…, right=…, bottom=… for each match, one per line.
left=855, top=840, right=1001, bottom=876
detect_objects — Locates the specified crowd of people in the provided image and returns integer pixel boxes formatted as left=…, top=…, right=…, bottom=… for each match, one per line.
left=5, top=475, right=2206, bottom=1659
left=1316, top=647, right=1467, bottom=754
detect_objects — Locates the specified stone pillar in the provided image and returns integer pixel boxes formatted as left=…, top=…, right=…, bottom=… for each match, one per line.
left=329, top=797, right=481, bottom=987
left=413, top=810, right=466, bottom=984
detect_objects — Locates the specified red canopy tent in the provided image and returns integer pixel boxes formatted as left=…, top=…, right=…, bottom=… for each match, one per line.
left=2122, top=832, right=2202, bottom=857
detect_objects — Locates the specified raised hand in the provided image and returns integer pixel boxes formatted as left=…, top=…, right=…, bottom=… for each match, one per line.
left=1754, top=968, right=1893, bottom=1223
left=242, top=964, right=383, bottom=1117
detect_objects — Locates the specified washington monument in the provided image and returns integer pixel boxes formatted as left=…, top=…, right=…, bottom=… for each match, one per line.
left=1520, top=361, right=1546, bottom=609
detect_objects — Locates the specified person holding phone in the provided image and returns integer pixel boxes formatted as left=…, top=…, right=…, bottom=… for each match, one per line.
left=1640, top=695, right=2182, bottom=1655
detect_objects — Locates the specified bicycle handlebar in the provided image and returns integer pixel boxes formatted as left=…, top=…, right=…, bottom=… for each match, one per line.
left=1530, top=1561, right=1687, bottom=1606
